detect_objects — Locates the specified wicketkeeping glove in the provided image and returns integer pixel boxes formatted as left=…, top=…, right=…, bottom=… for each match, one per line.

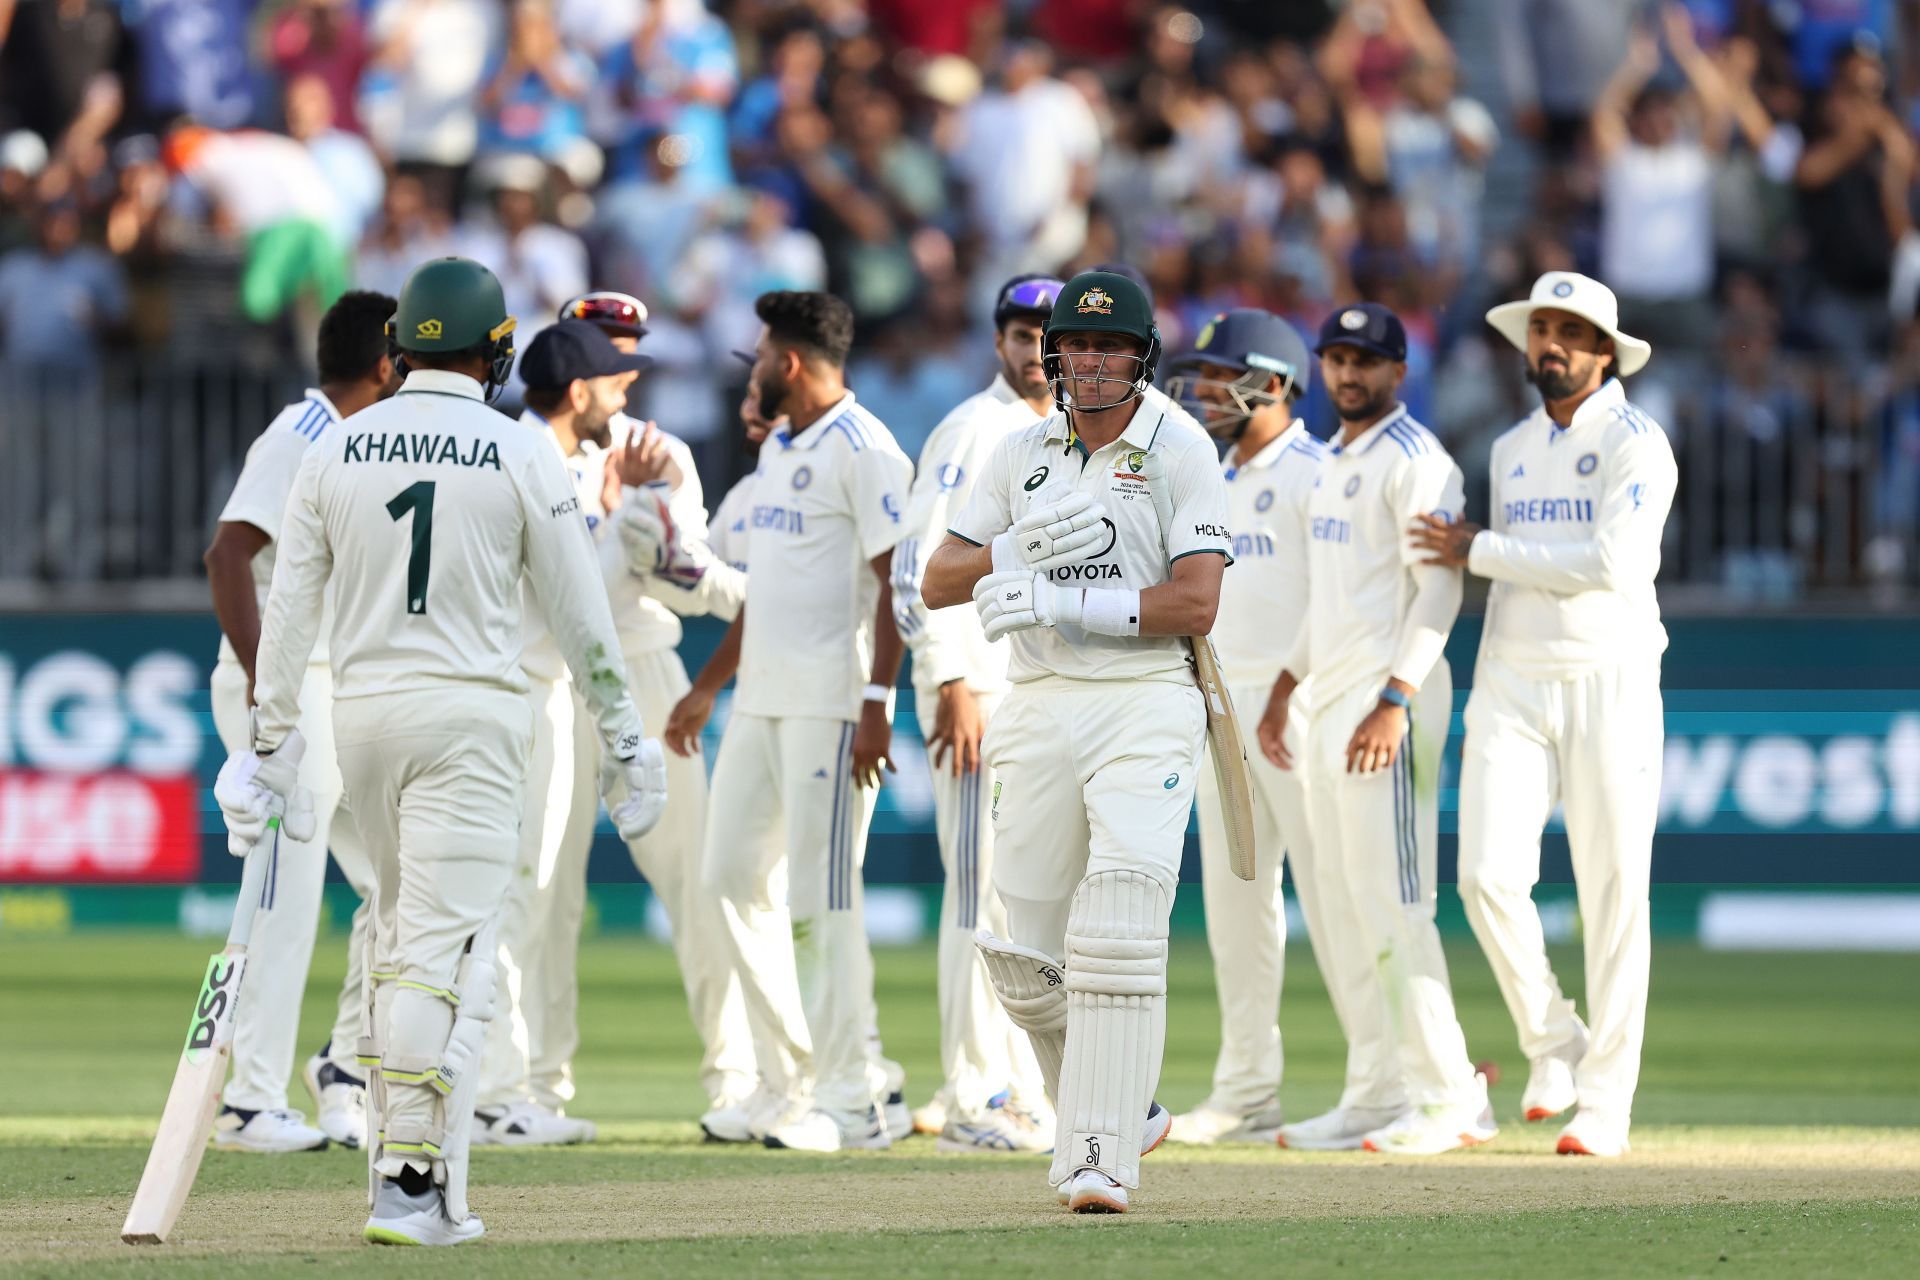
left=617, top=482, right=712, bottom=589
left=991, top=490, right=1110, bottom=573
left=601, top=731, right=669, bottom=841
left=973, top=570, right=1084, bottom=642
left=213, top=730, right=316, bottom=856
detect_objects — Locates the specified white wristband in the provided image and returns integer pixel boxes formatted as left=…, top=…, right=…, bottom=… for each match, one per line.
left=989, top=531, right=1018, bottom=574
left=1079, top=589, right=1142, bottom=637
left=863, top=683, right=892, bottom=703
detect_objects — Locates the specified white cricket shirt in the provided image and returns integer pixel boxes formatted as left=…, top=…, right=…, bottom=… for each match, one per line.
left=1283, top=403, right=1465, bottom=702
left=735, top=392, right=913, bottom=721
left=1216, top=419, right=1325, bottom=693
left=1469, top=378, right=1677, bottom=677
left=949, top=388, right=1232, bottom=687
left=214, top=389, right=344, bottom=667
left=707, top=472, right=757, bottom=573
left=891, top=373, right=1044, bottom=694
left=253, top=370, right=640, bottom=751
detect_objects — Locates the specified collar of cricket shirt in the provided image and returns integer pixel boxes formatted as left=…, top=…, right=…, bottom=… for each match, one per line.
left=1329, top=401, right=1409, bottom=458
left=1043, top=396, right=1167, bottom=454
left=1226, top=418, right=1308, bottom=477
left=985, top=372, right=1022, bottom=406
left=1553, top=376, right=1627, bottom=439
left=780, top=390, right=860, bottom=450
left=301, top=387, right=344, bottom=424
left=398, top=369, right=485, bottom=401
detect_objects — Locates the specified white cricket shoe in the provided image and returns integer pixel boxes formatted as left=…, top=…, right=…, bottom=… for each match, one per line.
left=211, top=1106, right=329, bottom=1153
left=1276, top=1103, right=1406, bottom=1151
left=701, top=1087, right=788, bottom=1144
left=302, top=1048, right=367, bottom=1148
left=764, top=1104, right=891, bottom=1152
left=1063, top=1169, right=1129, bottom=1214
left=911, top=1096, right=949, bottom=1136
left=871, top=1053, right=912, bottom=1140
left=471, top=1101, right=596, bottom=1147
left=1557, top=1109, right=1630, bottom=1157
left=883, top=1090, right=913, bottom=1141
left=1523, top=1024, right=1588, bottom=1122
left=936, top=1103, right=1051, bottom=1153
left=363, top=1178, right=484, bottom=1246
left=1169, top=1096, right=1284, bottom=1144
left=1361, top=1077, right=1499, bottom=1155
left=1053, top=1102, right=1174, bottom=1202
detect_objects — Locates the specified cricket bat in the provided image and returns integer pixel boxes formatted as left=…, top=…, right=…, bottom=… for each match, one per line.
left=121, top=824, right=275, bottom=1244
left=1136, top=434, right=1257, bottom=880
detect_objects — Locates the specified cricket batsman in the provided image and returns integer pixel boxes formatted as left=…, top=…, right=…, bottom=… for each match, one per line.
left=886, top=274, right=1062, bottom=1151
left=1410, top=271, right=1676, bottom=1159
left=1259, top=302, right=1492, bottom=1156
left=1160, top=308, right=1346, bottom=1146
left=922, top=269, right=1230, bottom=1213
left=203, top=289, right=397, bottom=1152
left=215, top=256, right=668, bottom=1245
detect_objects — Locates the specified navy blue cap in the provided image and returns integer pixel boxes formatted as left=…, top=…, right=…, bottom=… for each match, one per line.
left=1171, top=309, right=1310, bottom=394
left=1313, top=302, right=1407, bottom=362
left=520, top=319, right=651, bottom=389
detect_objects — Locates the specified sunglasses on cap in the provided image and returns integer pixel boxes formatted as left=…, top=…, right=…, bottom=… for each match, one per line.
left=560, top=291, right=649, bottom=334
left=997, top=277, right=1066, bottom=314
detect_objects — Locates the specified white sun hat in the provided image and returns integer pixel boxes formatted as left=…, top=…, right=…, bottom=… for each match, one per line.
left=1484, top=271, right=1652, bottom=376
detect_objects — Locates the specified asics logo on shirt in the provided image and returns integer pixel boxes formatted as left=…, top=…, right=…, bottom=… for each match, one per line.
left=751, top=504, right=805, bottom=532
left=1311, top=516, right=1352, bottom=543
left=1504, top=497, right=1593, bottom=524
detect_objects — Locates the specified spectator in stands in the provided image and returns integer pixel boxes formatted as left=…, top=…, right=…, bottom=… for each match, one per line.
left=730, top=19, right=826, bottom=185
left=269, top=0, right=370, bottom=135
left=0, top=197, right=128, bottom=366
left=361, top=0, right=503, bottom=200
left=0, top=0, right=129, bottom=162
left=286, top=75, right=384, bottom=254
left=593, top=0, right=739, bottom=191
left=1496, top=0, right=1638, bottom=157
left=127, top=0, right=257, bottom=131
left=355, top=171, right=458, bottom=299
left=845, top=318, right=977, bottom=459
left=0, top=130, right=49, bottom=256
left=479, top=0, right=594, bottom=165
left=596, top=129, right=718, bottom=310
left=683, top=184, right=827, bottom=360
left=460, top=152, right=588, bottom=357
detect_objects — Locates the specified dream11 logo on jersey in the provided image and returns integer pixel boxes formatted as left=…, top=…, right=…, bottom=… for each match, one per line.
left=0, top=651, right=201, bottom=882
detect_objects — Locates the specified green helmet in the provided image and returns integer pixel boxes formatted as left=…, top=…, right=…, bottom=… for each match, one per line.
left=1041, top=269, right=1162, bottom=413
left=388, top=256, right=518, bottom=399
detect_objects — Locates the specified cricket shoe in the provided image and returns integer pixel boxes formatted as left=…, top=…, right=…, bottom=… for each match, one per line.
left=911, top=1096, right=949, bottom=1136
left=303, top=1046, right=367, bottom=1148
left=764, top=1104, right=891, bottom=1152
left=872, top=1054, right=912, bottom=1140
left=471, top=1101, right=596, bottom=1147
left=936, top=1103, right=1050, bottom=1154
left=1276, top=1103, right=1406, bottom=1151
left=1169, top=1095, right=1284, bottom=1144
left=363, top=1178, right=484, bottom=1246
left=883, top=1090, right=913, bottom=1141
left=211, top=1106, right=329, bottom=1153
left=1557, top=1109, right=1630, bottom=1158
left=1523, top=1023, right=1588, bottom=1122
left=702, top=1087, right=788, bottom=1144
left=1053, top=1104, right=1174, bottom=1202
left=1063, top=1169, right=1129, bottom=1214
left=1361, top=1077, right=1499, bottom=1155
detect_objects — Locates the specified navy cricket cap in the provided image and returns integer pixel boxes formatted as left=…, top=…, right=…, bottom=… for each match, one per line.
left=520, top=319, right=651, bottom=389
left=1171, top=309, right=1311, bottom=395
left=1313, top=302, right=1407, bottom=362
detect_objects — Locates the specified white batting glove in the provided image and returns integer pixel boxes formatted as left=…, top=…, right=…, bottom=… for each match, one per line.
left=213, top=730, right=314, bottom=856
left=601, top=732, right=669, bottom=841
left=991, top=490, right=1110, bottom=573
left=973, top=570, right=1084, bottom=643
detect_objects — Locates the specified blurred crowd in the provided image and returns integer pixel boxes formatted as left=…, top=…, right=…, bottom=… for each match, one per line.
left=2, top=0, right=1919, bottom=594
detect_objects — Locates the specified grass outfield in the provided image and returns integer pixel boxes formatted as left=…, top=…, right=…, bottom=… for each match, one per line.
left=1, top=934, right=1915, bottom=1276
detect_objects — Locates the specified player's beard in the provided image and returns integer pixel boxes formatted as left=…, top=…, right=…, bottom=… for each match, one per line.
left=757, top=366, right=790, bottom=422
left=578, top=400, right=615, bottom=450
left=999, top=351, right=1048, bottom=402
left=1527, top=354, right=1588, bottom=402
left=1331, top=383, right=1394, bottom=423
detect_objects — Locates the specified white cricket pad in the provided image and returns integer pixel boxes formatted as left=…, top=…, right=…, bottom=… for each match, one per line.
left=973, top=930, right=1068, bottom=1102
left=1050, top=870, right=1171, bottom=1191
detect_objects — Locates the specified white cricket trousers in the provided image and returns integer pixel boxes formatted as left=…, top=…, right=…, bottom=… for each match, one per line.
left=916, top=681, right=1045, bottom=1118
left=211, top=659, right=375, bottom=1111
left=1458, top=656, right=1663, bottom=1123
left=335, top=687, right=531, bottom=1159
left=985, top=678, right=1204, bottom=1190
left=1308, top=663, right=1478, bottom=1110
left=704, top=711, right=879, bottom=1115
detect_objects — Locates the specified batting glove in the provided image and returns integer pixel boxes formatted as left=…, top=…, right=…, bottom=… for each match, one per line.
left=601, top=730, right=669, bottom=841
left=991, top=490, right=1110, bottom=573
left=213, top=730, right=315, bottom=856
left=973, top=570, right=1084, bottom=642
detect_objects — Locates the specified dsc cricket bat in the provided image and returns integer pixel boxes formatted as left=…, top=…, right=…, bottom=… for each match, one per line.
left=121, top=826, right=274, bottom=1244
left=1136, top=435, right=1257, bottom=880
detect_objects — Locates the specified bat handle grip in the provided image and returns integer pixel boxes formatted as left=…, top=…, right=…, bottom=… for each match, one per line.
left=226, top=822, right=276, bottom=950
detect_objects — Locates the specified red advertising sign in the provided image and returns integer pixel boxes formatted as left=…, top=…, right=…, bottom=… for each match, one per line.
left=0, top=770, right=200, bottom=882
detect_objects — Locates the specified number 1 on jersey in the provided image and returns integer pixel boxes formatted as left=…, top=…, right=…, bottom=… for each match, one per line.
left=386, top=480, right=436, bottom=614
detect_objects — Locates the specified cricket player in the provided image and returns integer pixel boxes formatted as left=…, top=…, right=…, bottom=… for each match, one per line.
left=922, top=270, right=1230, bottom=1213
left=1160, top=308, right=1344, bottom=1146
left=887, top=274, right=1062, bottom=1151
left=473, top=318, right=650, bottom=1145
left=1410, top=271, right=1676, bottom=1159
left=203, top=289, right=398, bottom=1153
left=667, top=291, right=914, bottom=1152
left=1258, top=302, right=1492, bottom=1156
left=215, top=257, right=668, bottom=1245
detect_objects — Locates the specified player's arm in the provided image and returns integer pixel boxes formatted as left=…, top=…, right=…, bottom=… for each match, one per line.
left=848, top=444, right=915, bottom=787
left=663, top=604, right=742, bottom=757
left=923, top=432, right=1015, bottom=609
left=252, top=450, right=333, bottom=749
left=889, top=420, right=974, bottom=668
left=1261, top=464, right=1320, bottom=769
left=203, top=520, right=271, bottom=682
